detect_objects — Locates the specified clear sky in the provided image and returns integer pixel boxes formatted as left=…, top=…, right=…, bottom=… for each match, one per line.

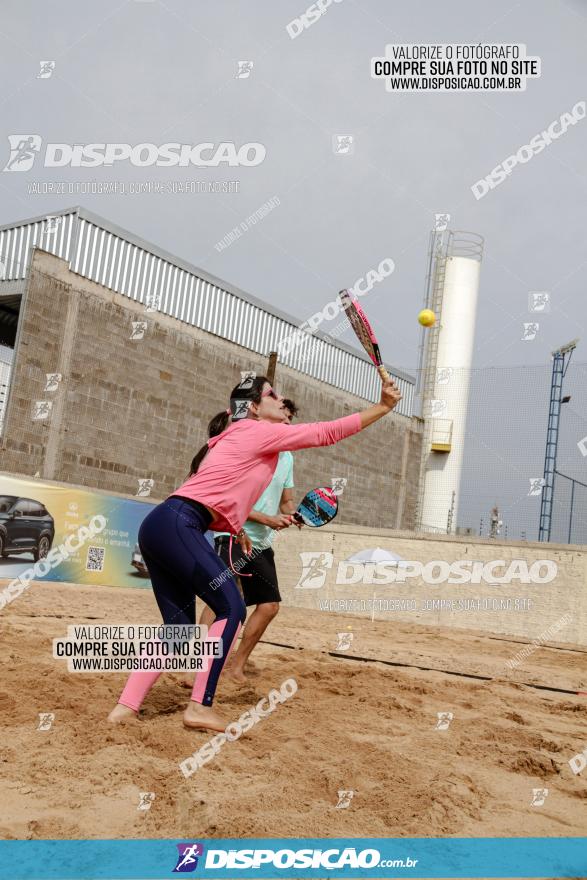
left=0, top=0, right=585, bottom=541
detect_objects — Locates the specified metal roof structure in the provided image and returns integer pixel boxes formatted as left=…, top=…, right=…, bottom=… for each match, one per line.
left=0, top=207, right=415, bottom=415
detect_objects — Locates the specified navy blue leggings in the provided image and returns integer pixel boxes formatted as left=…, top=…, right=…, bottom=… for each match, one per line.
left=137, top=496, right=246, bottom=706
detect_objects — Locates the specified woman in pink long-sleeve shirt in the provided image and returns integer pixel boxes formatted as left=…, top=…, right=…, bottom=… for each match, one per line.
left=108, top=374, right=402, bottom=732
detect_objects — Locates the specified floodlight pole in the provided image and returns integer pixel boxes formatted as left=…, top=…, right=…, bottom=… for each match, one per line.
left=538, top=339, right=578, bottom=542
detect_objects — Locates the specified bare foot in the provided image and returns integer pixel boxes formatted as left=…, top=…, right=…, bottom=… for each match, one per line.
left=226, top=666, right=247, bottom=683
left=107, top=704, right=138, bottom=724
left=183, top=701, right=226, bottom=733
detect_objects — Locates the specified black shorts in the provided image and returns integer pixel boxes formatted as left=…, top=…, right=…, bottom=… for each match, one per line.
left=214, top=537, right=281, bottom=607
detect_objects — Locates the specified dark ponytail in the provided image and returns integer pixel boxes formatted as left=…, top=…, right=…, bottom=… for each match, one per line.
left=187, top=374, right=270, bottom=477
left=188, top=411, right=230, bottom=476
left=208, top=410, right=231, bottom=438
left=188, top=445, right=208, bottom=478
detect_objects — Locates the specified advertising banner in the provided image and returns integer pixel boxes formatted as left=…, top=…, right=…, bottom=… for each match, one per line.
left=0, top=473, right=154, bottom=589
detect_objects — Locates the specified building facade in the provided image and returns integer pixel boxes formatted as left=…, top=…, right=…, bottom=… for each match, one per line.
left=0, top=209, right=422, bottom=529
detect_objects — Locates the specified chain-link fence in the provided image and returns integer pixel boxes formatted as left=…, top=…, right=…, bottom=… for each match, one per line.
left=456, top=361, right=587, bottom=544
left=550, top=471, right=587, bottom=545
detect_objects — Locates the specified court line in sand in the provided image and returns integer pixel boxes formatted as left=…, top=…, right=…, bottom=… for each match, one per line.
left=260, top=639, right=583, bottom=697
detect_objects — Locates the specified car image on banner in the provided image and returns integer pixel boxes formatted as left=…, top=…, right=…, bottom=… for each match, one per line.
left=0, top=495, right=55, bottom=562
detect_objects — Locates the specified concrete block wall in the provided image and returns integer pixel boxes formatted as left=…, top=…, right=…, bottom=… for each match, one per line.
left=272, top=523, right=587, bottom=645
left=0, top=249, right=423, bottom=530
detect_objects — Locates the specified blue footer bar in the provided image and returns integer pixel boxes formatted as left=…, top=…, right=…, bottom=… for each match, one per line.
left=0, top=838, right=585, bottom=879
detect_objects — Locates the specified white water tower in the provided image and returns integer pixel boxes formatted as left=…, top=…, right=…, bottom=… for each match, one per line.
left=416, top=230, right=484, bottom=533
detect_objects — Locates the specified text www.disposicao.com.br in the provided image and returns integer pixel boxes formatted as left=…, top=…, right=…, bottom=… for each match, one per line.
left=69, top=657, right=203, bottom=672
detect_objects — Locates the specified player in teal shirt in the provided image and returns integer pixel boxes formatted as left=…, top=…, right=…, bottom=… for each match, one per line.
left=238, top=449, right=295, bottom=548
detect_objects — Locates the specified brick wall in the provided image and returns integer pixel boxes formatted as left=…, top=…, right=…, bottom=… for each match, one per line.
left=0, top=249, right=422, bottom=530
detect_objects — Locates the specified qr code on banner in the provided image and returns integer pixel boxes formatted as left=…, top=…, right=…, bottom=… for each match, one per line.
left=86, top=546, right=105, bottom=572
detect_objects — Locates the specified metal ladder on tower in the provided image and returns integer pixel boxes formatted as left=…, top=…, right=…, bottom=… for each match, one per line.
left=415, top=229, right=449, bottom=531
left=538, top=339, right=577, bottom=541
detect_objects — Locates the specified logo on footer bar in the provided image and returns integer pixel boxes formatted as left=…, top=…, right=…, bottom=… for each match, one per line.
left=173, top=843, right=204, bottom=872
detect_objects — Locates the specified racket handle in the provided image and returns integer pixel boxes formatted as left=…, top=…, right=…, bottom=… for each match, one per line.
left=377, top=365, right=390, bottom=382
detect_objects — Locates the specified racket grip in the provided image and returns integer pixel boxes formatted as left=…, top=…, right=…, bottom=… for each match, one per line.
left=377, top=365, right=390, bottom=382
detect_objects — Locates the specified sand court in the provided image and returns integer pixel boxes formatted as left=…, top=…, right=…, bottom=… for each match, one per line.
left=1, top=579, right=585, bottom=843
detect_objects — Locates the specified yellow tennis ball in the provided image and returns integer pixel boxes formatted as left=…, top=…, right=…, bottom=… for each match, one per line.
left=418, top=309, right=436, bottom=327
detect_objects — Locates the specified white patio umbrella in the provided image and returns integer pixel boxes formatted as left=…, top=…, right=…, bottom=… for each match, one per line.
left=345, top=547, right=408, bottom=565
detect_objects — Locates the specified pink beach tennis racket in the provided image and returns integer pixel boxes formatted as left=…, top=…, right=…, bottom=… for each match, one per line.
left=338, top=289, right=390, bottom=382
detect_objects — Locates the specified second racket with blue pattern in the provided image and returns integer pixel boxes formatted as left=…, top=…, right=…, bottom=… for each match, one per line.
left=293, top=486, right=338, bottom=527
